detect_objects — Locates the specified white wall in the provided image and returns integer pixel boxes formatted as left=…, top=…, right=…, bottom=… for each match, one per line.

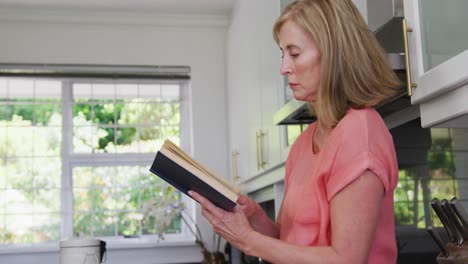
left=0, top=9, right=230, bottom=264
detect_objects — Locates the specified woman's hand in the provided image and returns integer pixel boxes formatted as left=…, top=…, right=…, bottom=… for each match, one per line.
left=237, top=194, right=264, bottom=221
left=238, top=194, right=281, bottom=238
left=189, top=191, right=255, bottom=252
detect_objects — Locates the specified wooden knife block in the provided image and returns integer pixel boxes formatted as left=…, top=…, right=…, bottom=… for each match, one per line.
left=436, top=243, right=468, bottom=264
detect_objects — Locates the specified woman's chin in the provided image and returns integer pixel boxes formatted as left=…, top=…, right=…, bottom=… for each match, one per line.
left=293, top=94, right=314, bottom=102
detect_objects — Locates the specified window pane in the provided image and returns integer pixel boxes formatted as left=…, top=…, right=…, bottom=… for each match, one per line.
left=100, top=190, right=115, bottom=212
left=139, top=84, right=161, bottom=99
left=35, top=80, right=61, bottom=101
left=32, top=127, right=61, bottom=156
left=73, top=126, right=100, bottom=153
left=0, top=78, right=7, bottom=97
left=161, top=84, right=180, bottom=101
left=0, top=105, right=14, bottom=123
left=73, top=167, right=94, bottom=188
left=73, top=166, right=182, bottom=238
left=92, top=167, right=115, bottom=188
left=94, top=212, right=115, bottom=236
left=73, top=103, right=93, bottom=121
left=116, top=101, right=138, bottom=125
left=33, top=103, right=62, bottom=126
left=6, top=158, right=33, bottom=189
left=5, top=214, right=33, bottom=243
left=74, top=189, right=91, bottom=212
left=73, top=82, right=181, bottom=154
left=8, top=79, right=34, bottom=98
left=33, top=188, right=61, bottom=213
left=73, top=83, right=92, bottom=99
left=139, top=103, right=161, bottom=125
left=118, top=212, right=141, bottom=236
left=31, top=213, right=60, bottom=242
left=394, top=201, right=412, bottom=225
left=115, top=187, right=139, bottom=211
left=7, top=127, right=33, bottom=157
left=142, top=215, right=156, bottom=235
left=0, top=161, right=6, bottom=188
left=113, top=166, right=141, bottom=188
left=96, top=126, right=115, bottom=152
left=0, top=190, right=5, bottom=213
left=161, top=103, right=180, bottom=125
left=74, top=212, right=92, bottom=236
left=112, top=128, right=134, bottom=153
left=429, top=179, right=456, bottom=199
left=5, top=189, right=32, bottom=214
left=93, top=104, right=115, bottom=125
left=92, top=84, right=115, bottom=101
left=138, top=127, right=161, bottom=153
left=393, top=125, right=468, bottom=229
left=116, top=84, right=138, bottom=99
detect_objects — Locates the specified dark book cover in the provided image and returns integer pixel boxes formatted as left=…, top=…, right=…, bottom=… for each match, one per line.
left=150, top=151, right=237, bottom=211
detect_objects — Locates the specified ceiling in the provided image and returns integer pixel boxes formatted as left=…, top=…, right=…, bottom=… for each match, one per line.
left=0, top=0, right=236, bottom=16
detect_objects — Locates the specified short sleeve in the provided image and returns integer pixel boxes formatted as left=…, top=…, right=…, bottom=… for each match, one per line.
left=326, top=151, right=389, bottom=201
left=325, top=109, right=397, bottom=201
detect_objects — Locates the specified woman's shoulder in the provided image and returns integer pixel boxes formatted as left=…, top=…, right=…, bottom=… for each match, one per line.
left=333, top=107, right=391, bottom=149
left=343, top=107, right=382, bottom=124
left=336, top=107, right=386, bottom=134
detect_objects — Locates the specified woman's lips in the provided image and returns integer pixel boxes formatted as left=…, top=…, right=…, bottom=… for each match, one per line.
left=289, top=83, right=299, bottom=89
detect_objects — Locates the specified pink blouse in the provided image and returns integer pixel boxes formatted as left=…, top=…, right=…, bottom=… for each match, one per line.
left=278, top=108, right=398, bottom=263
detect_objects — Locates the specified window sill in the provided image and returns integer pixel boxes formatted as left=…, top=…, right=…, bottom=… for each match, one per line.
left=0, top=237, right=199, bottom=255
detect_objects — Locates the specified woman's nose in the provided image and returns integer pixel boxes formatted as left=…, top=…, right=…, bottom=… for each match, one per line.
left=280, top=58, right=291, bottom=76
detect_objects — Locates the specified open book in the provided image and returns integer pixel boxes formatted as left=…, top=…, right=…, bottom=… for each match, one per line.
left=149, top=139, right=240, bottom=211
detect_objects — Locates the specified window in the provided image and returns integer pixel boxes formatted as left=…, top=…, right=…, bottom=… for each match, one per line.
left=0, top=74, right=191, bottom=246
left=392, top=121, right=468, bottom=228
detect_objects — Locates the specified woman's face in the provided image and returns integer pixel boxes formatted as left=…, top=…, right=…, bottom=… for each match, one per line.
left=278, top=20, right=321, bottom=102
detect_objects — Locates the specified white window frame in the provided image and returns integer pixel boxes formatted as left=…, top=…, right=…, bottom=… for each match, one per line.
left=0, top=75, right=197, bottom=254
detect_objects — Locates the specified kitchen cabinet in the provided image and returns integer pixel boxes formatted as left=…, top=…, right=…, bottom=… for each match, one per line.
left=227, top=0, right=284, bottom=184
left=403, top=0, right=468, bottom=128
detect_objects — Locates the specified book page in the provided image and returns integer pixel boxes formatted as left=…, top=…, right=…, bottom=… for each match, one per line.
left=162, top=139, right=240, bottom=193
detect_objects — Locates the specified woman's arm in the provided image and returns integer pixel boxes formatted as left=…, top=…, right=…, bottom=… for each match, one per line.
left=191, top=169, right=384, bottom=264
left=245, top=170, right=384, bottom=263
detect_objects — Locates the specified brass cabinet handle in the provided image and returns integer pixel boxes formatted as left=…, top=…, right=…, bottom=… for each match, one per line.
left=256, top=130, right=266, bottom=170
left=402, top=18, right=417, bottom=96
left=231, top=150, right=240, bottom=182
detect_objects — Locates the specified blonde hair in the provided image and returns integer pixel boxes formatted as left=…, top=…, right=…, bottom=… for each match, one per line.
left=273, top=0, right=401, bottom=128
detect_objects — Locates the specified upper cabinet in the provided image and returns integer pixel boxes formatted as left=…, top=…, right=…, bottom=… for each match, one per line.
left=227, top=0, right=284, bottom=183
left=404, top=0, right=468, bottom=127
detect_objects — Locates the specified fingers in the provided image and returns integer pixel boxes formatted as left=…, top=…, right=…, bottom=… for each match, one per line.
left=233, top=204, right=244, bottom=213
left=190, top=191, right=224, bottom=228
left=236, top=194, right=249, bottom=204
left=201, top=205, right=221, bottom=225
left=189, top=191, right=226, bottom=219
left=190, top=192, right=254, bottom=250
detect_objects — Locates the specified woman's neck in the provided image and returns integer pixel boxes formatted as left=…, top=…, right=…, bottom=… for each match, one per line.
left=313, top=120, right=332, bottom=154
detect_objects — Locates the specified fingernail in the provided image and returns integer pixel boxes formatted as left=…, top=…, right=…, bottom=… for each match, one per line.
left=188, top=191, right=193, bottom=196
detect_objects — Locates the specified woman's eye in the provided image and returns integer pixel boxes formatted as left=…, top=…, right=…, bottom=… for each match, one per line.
left=290, top=53, right=299, bottom=58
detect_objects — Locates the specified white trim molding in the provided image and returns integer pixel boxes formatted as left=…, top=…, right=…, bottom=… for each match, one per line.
left=0, top=8, right=230, bottom=28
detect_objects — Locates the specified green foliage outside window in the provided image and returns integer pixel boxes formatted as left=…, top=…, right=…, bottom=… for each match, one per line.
left=394, top=128, right=460, bottom=228
left=0, top=91, right=183, bottom=244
